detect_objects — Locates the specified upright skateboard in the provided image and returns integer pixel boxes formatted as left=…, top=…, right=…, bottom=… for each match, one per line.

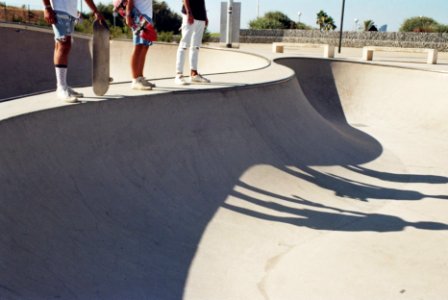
left=92, top=20, right=110, bottom=96
left=113, top=0, right=157, bottom=42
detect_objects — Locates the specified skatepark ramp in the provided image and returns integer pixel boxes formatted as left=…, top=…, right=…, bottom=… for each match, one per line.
left=1, top=25, right=448, bottom=300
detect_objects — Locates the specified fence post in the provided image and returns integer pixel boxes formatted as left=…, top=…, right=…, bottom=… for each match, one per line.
left=3, top=3, right=7, bottom=22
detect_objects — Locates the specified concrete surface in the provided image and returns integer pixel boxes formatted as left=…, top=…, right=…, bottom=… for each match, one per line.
left=1, top=24, right=448, bottom=300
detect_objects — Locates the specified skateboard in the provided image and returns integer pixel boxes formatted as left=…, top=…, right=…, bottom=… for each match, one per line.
left=92, top=20, right=110, bottom=96
left=113, top=0, right=157, bottom=42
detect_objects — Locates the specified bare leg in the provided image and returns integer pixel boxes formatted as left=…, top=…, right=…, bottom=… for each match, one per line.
left=53, top=36, right=80, bottom=101
left=54, top=36, right=71, bottom=66
left=131, top=45, right=149, bottom=79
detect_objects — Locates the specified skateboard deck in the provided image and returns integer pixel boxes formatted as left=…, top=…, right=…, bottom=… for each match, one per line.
left=92, top=20, right=110, bottom=96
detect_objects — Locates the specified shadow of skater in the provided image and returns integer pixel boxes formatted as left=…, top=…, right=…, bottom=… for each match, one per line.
left=282, top=166, right=448, bottom=202
left=346, top=165, right=448, bottom=184
left=225, top=189, right=448, bottom=232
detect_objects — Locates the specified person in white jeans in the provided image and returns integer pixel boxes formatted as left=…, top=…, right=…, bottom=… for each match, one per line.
left=175, top=0, right=210, bottom=85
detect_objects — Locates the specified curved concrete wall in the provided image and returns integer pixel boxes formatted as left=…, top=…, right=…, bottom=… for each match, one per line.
left=109, top=40, right=270, bottom=83
left=0, top=76, right=382, bottom=298
left=276, top=58, right=448, bottom=134
left=2, top=43, right=448, bottom=298
left=0, top=25, right=92, bottom=99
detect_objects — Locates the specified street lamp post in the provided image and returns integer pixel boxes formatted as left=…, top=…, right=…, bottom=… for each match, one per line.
left=298, top=11, right=302, bottom=25
left=226, top=0, right=233, bottom=48
left=338, top=0, right=346, bottom=53
left=354, top=18, right=359, bottom=31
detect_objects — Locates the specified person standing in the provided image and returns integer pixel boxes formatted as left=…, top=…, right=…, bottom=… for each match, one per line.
left=174, top=0, right=210, bottom=85
left=125, top=0, right=156, bottom=90
left=43, top=0, right=104, bottom=102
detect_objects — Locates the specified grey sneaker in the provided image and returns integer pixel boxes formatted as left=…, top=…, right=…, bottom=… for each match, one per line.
left=57, top=87, right=78, bottom=103
left=190, top=74, right=210, bottom=84
left=142, top=77, right=156, bottom=88
left=132, top=77, right=152, bottom=90
left=67, top=87, right=84, bottom=98
left=174, top=74, right=188, bottom=85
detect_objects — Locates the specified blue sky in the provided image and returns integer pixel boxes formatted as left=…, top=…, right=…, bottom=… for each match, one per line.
left=12, top=0, right=448, bottom=33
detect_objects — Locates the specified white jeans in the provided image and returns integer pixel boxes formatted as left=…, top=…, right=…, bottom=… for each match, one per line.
left=176, top=15, right=206, bottom=74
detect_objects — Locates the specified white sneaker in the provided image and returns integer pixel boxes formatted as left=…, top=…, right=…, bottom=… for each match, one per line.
left=190, top=74, right=211, bottom=84
left=57, top=87, right=78, bottom=103
left=132, top=77, right=152, bottom=90
left=174, top=75, right=188, bottom=85
left=67, top=87, right=84, bottom=98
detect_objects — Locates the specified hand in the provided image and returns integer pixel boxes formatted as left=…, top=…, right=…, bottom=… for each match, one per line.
left=125, top=15, right=134, bottom=28
left=94, top=11, right=105, bottom=24
left=44, top=6, right=56, bottom=24
left=187, top=13, right=194, bottom=25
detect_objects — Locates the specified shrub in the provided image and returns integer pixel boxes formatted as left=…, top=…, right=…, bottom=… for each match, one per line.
left=158, top=31, right=174, bottom=42
left=400, top=16, right=439, bottom=32
left=437, top=24, right=448, bottom=33
left=249, top=11, right=296, bottom=29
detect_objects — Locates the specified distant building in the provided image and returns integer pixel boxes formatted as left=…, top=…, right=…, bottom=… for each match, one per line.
left=379, top=24, right=388, bottom=32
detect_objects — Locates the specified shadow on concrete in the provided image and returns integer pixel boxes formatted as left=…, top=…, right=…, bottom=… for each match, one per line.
left=1, top=57, right=446, bottom=299
left=224, top=186, right=448, bottom=232
left=275, top=57, right=349, bottom=125
left=282, top=165, right=448, bottom=202
left=0, top=74, right=383, bottom=298
left=345, top=165, right=448, bottom=184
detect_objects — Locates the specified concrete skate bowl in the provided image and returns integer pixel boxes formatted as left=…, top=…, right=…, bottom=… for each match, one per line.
left=0, top=23, right=269, bottom=100
left=2, top=54, right=448, bottom=298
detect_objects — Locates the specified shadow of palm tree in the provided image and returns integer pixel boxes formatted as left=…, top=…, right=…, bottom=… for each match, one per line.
left=345, top=165, right=448, bottom=184
left=226, top=182, right=448, bottom=232
left=282, top=166, right=448, bottom=202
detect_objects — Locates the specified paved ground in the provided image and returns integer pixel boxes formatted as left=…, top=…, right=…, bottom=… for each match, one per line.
left=1, top=25, right=448, bottom=300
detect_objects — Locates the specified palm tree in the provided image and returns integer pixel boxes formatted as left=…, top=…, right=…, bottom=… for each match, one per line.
left=316, top=10, right=327, bottom=30
left=323, top=16, right=337, bottom=31
left=363, top=20, right=375, bottom=31
left=316, top=10, right=337, bottom=31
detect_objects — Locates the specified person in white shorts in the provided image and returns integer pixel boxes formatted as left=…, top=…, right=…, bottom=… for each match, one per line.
left=174, top=0, right=210, bottom=85
left=125, top=0, right=156, bottom=90
left=43, top=0, right=104, bottom=103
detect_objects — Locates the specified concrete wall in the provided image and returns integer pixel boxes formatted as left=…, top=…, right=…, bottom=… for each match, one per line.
left=0, top=24, right=93, bottom=99
left=240, top=29, right=448, bottom=51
